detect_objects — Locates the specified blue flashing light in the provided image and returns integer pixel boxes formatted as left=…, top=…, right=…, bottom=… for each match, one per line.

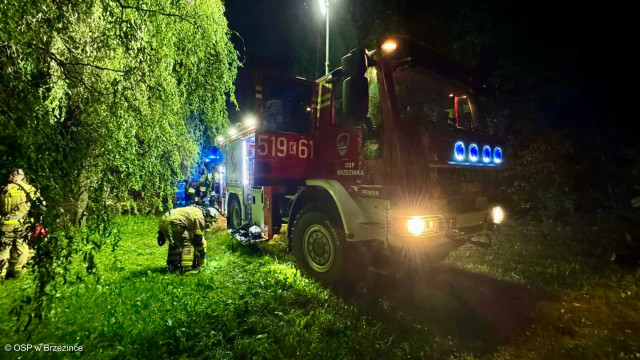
left=493, top=147, right=503, bottom=164
left=469, top=143, right=479, bottom=162
left=447, top=161, right=497, bottom=167
left=453, top=141, right=465, bottom=161
left=482, top=145, right=492, bottom=163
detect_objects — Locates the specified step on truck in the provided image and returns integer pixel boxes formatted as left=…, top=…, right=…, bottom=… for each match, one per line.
left=219, top=37, right=506, bottom=284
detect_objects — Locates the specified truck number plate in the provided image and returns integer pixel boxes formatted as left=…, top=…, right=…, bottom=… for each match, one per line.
left=256, top=134, right=313, bottom=159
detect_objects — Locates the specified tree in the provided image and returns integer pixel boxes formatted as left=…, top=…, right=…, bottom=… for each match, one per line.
left=0, top=0, right=239, bottom=328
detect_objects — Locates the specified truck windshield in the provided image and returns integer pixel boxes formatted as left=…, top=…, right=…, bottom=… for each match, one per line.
left=393, top=66, right=476, bottom=129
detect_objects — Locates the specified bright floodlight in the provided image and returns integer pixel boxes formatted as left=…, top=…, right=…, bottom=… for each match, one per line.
left=318, top=0, right=327, bottom=15
left=243, top=114, right=257, bottom=127
left=407, top=217, right=425, bottom=236
left=216, top=136, right=224, bottom=143
left=228, top=127, right=237, bottom=136
left=491, top=206, right=505, bottom=224
left=381, top=39, right=397, bottom=52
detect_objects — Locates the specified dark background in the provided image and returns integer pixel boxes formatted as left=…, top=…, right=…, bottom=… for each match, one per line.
left=224, top=0, right=637, bottom=219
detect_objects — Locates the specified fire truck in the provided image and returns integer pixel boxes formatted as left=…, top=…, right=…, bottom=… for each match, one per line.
left=220, top=37, right=505, bottom=283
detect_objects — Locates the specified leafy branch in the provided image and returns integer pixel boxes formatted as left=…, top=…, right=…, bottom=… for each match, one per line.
left=114, top=0, right=197, bottom=27
left=39, top=45, right=129, bottom=74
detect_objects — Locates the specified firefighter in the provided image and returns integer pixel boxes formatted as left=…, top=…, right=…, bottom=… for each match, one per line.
left=157, top=206, right=211, bottom=273
left=175, top=179, right=187, bottom=207
left=188, top=177, right=209, bottom=206
left=0, top=169, right=45, bottom=280
left=186, top=179, right=198, bottom=205
left=198, top=176, right=211, bottom=207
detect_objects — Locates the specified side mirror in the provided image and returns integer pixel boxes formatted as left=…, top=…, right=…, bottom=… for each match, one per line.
left=342, top=48, right=369, bottom=120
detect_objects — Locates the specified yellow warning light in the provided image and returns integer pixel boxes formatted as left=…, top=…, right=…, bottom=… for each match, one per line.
left=381, top=40, right=397, bottom=53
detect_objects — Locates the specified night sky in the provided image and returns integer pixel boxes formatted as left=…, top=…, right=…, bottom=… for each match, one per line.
left=225, top=0, right=357, bottom=123
left=224, top=0, right=632, bottom=147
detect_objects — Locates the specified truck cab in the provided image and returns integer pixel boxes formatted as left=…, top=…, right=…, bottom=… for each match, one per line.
left=221, top=38, right=505, bottom=283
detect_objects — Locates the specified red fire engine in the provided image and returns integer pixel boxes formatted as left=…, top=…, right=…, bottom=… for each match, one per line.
left=220, top=38, right=505, bottom=283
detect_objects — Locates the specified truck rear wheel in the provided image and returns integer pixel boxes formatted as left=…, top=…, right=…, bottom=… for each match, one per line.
left=227, top=196, right=242, bottom=229
left=291, top=206, right=345, bottom=285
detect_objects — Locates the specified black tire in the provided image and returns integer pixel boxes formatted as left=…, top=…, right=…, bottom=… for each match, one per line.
left=227, top=196, right=242, bottom=230
left=291, top=206, right=346, bottom=285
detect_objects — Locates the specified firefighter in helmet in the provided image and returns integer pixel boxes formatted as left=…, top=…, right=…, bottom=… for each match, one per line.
left=1, top=169, right=45, bottom=280
left=157, top=206, right=213, bottom=272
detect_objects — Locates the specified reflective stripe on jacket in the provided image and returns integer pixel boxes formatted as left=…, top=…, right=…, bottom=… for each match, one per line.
left=1, top=180, right=40, bottom=220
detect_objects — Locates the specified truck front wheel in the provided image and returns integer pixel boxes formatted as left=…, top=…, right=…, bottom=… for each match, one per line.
left=292, top=206, right=345, bottom=285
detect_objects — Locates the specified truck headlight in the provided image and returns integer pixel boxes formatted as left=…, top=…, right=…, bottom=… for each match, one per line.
left=491, top=206, right=505, bottom=224
left=407, top=218, right=426, bottom=236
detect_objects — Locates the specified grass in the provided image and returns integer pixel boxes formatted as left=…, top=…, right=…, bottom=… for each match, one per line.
left=0, top=217, right=446, bottom=359
left=0, top=217, right=638, bottom=359
left=445, top=223, right=640, bottom=359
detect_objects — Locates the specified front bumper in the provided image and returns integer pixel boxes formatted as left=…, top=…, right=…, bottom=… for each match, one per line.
left=386, top=209, right=495, bottom=251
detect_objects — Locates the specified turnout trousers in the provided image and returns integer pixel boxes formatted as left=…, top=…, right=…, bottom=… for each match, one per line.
left=0, top=222, right=30, bottom=279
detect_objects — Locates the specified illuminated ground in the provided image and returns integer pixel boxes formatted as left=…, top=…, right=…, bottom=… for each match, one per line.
left=0, top=216, right=638, bottom=359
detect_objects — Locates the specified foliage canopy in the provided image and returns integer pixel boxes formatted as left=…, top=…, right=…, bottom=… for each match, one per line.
left=0, top=0, right=239, bottom=327
left=1, top=0, right=238, bottom=207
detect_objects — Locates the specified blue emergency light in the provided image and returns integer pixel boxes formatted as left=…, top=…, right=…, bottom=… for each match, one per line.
left=482, top=145, right=492, bottom=163
left=469, top=143, right=479, bottom=162
left=453, top=141, right=465, bottom=161
left=493, top=147, right=503, bottom=164
left=450, top=141, right=502, bottom=166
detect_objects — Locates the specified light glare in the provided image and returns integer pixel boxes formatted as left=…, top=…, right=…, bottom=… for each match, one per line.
left=491, top=206, right=505, bottom=224
left=243, top=140, right=248, bottom=186
left=407, top=218, right=426, bottom=236
left=381, top=40, right=397, bottom=52
left=318, top=0, right=327, bottom=15
left=243, top=114, right=257, bottom=127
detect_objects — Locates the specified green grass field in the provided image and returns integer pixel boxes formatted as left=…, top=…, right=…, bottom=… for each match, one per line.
left=1, top=216, right=639, bottom=359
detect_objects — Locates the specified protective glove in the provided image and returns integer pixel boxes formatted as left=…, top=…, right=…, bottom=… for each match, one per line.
left=191, top=234, right=204, bottom=248
left=157, top=230, right=167, bottom=246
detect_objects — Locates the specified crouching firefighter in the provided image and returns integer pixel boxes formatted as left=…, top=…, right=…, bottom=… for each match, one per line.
left=157, top=206, right=211, bottom=273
